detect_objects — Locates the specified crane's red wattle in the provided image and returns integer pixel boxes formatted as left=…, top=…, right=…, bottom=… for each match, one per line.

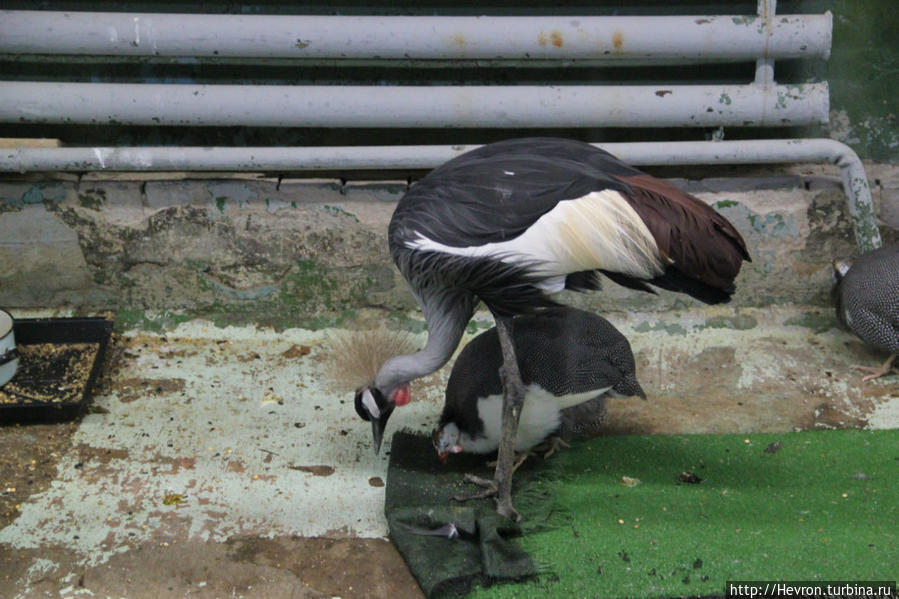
left=392, top=384, right=411, bottom=406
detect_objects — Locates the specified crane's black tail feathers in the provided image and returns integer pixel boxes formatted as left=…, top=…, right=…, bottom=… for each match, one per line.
left=649, top=266, right=736, bottom=305
left=615, top=173, right=749, bottom=304
left=393, top=248, right=562, bottom=317
left=597, top=270, right=658, bottom=295
left=599, top=267, right=733, bottom=305
left=579, top=266, right=735, bottom=304
left=564, top=270, right=604, bottom=293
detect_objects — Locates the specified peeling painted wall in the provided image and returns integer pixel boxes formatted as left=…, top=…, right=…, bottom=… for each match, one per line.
left=2, top=172, right=896, bottom=328
left=0, top=179, right=401, bottom=328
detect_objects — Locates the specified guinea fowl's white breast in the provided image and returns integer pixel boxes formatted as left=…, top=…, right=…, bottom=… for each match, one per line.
left=459, top=384, right=610, bottom=453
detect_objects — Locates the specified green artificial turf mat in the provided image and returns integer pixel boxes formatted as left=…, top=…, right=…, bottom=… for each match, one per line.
left=469, top=429, right=898, bottom=599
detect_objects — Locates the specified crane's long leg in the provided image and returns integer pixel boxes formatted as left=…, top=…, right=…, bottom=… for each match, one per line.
left=492, top=315, right=526, bottom=521
left=451, top=315, right=526, bottom=520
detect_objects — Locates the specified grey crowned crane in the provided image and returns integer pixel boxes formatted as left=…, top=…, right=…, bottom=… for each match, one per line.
left=354, top=137, right=750, bottom=519
left=832, top=244, right=899, bottom=382
left=433, top=307, right=646, bottom=476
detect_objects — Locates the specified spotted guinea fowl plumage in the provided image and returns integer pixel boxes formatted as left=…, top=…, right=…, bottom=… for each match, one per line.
left=834, top=244, right=899, bottom=380
left=434, top=306, right=645, bottom=457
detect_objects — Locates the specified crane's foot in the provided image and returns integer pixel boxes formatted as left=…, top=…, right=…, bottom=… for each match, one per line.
left=852, top=354, right=897, bottom=382
left=452, top=473, right=497, bottom=502
left=495, top=494, right=521, bottom=522
left=452, top=473, right=522, bottom=521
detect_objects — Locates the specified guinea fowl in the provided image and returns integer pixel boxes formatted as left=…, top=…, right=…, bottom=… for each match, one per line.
left=832, top=244, right=899, bottom=382
left=433, top=307, right=645, bottom=478
left=353, top=137, right=750, bottom=519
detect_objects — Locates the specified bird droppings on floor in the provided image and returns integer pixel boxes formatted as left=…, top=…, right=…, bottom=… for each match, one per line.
left=1, top=304, right=897, bottom=598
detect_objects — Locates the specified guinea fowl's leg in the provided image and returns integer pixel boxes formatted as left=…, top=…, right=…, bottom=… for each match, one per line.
left=538, top=436, right=571, bottom=459
left=852, top=353, right=897, bottom=382
left=451, top=316, right=526, bottom=521
left=485, top=437, right=568, bottom=474
left=486, top=451, right=533, bottom=472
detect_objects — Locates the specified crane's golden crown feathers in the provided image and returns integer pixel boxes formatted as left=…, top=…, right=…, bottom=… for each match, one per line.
left=324, top=328, right=418, bottom=392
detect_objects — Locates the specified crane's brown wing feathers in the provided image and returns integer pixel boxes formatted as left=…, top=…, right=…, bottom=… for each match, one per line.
left=390, top=138, right=750, bottom=308
left=617, top=174, right=750, bottom=297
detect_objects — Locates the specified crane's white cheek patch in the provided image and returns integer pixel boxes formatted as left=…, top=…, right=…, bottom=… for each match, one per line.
left=362, top=389, right=380, bottom=418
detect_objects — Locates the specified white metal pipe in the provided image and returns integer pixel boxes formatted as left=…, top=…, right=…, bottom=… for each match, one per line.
left=606, top=139, right=880, bottom=252
left=0, top=146, right=457, bottom=172
left=754, top=0, right=778, bottom=85
left=0, top=81, right=829, bottom=128
left=0, top=139, right=880, bottom=251
left=0, top=11, right=832, bottom=63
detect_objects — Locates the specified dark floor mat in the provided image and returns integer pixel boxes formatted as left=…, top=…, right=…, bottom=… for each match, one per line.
left=385, top=432, right=543, bottom=598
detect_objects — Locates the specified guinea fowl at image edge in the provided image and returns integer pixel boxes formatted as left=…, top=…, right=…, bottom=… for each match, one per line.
left=833, top=244, right=899, bottom=382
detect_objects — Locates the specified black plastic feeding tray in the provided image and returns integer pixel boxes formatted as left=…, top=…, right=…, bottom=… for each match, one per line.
left=0, top=317, right=113, bottom=423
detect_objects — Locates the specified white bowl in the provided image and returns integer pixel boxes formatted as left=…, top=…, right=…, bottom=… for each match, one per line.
left=0, top=309, right=17, bottom=388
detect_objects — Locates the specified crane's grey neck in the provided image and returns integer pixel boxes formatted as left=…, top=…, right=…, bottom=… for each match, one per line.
left=374, top=289, right=477, bottom=393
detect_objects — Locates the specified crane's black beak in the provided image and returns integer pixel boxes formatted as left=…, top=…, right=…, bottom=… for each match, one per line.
left=355, top=387, right=395, bottom=454
left=371, top=404, right=394, bottom=454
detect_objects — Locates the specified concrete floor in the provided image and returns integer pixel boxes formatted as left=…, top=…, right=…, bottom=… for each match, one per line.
left=1, top=304, right=897, bottom=598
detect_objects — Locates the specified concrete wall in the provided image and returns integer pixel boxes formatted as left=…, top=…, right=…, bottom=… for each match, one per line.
left=3, top=0, right=898, bottom=324
left=2, top=167, right=897, bottom=329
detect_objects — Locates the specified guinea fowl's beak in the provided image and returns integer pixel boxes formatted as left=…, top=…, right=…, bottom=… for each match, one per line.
left=371, top=404, right=394, bottom=455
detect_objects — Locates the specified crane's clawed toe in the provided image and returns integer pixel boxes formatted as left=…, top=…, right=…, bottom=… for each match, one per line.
left=452, top=474, right=522, bottom=521
left=496, top=500, right=521, bottom=522
left=452, top=473, right=497, bottom=502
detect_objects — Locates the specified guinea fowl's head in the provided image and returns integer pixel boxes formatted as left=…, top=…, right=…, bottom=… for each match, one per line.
left=832, top=257, right=854, bottom=283
left=326, top=329, right=417, bottom=454
left=831, top=257, right=855, bottom=316
left=431, top=422, right=463, bottom=463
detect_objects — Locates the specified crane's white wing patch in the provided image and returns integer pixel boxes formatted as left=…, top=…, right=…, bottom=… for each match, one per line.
left=407, top=190, right=664, bottom=282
